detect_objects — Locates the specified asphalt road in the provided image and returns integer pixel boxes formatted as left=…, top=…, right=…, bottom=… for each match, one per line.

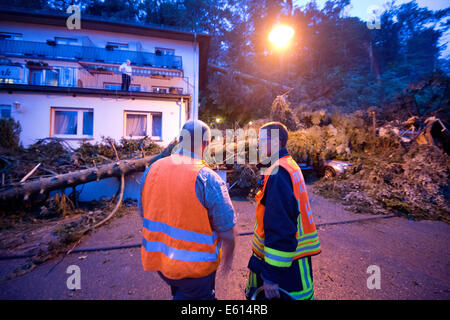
left=0, top=191, right=449, bottom=300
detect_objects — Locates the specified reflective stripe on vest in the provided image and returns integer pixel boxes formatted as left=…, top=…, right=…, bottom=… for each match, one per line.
left=141, top=154, right=220, bottom=279
left=252, top=155, right=321, bottom=267
left=142, top=218, right=220, bottom=262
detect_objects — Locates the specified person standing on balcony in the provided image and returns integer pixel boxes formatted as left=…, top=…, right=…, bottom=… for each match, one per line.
left=119, top=59, right=132, bottom=91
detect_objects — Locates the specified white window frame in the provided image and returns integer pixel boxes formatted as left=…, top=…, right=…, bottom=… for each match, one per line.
left=124, top=111, right=162, bottom=141
left=51, top=107, right=94, bottom=139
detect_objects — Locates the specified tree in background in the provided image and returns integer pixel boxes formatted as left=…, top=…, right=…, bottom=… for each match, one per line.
left=3, top=0, right=449, bottom=125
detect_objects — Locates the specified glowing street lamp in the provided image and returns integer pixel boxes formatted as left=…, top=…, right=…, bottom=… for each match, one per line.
left=268, top=25, right=295, bottom=50
left=269, top=24, right=295, bottom=91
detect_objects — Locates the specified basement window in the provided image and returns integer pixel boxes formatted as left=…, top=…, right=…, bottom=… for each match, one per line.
left=124, top=111, right=162, bottom=140
left=51, top=107, right=93, bottom=139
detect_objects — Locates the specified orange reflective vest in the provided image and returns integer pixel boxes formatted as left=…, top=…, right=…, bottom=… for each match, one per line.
left=252, top=155, right=321, bottom=267
left=140, top=154, right=221, bottom=280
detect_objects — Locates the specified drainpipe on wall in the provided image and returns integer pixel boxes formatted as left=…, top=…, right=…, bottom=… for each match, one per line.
left=176, top=97, right=184, bottom=131
left=193, top=32, right=197, bottom=120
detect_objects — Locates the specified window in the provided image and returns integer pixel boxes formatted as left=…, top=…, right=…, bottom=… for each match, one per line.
left=126, top=114, right=147, bottom=136
left=30, top=69, right=43, bottom=85
left=53, top=67, right=76, bottom=87
left=45, top=69, right=59, bottom=86
left=152, top=86, right=183, bottom=94
left=51, top=108, right=93, bottom=138
left=0, top=32, right=23, bottom=40
left=125, top=111, right=162, bottom=140
left=55, top=37, right=78, bottom=45
left=155, top=47, right=175, bottom=56
left=82, top=110, right=93, bottom=135
left=30, top=69, right=59, bottom=86
left=106, top=42, right=129, bottom=50
left=152, top=86, right=168, bottom=94
left=0, top=105, right=11, bottom=120
left=152, top=114, right=162, bottom=138
left=104, top=83, right=141, bottom=92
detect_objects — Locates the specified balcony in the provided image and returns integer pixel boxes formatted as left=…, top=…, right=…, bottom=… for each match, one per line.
left=0, top=59, right=189, bottom=96
left=0, top=39, right=183, bottom=70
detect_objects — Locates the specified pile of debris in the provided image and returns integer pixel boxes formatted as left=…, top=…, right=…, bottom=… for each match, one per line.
left=0, top=195, right=136, bottom=281
left=204, top=130, right=260, bottom=198
left=0, top=136, right=162, bottom=186
left=311, top=111, right=450, bottom=223
left=0, top=135, right=167, bottom=280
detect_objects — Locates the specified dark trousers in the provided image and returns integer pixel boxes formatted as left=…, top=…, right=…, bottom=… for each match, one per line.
left=158, top=271, right=216, bottom=300
left=121, top=74, right=131, bottom=91
left=245, top=255, right=314, bottom=300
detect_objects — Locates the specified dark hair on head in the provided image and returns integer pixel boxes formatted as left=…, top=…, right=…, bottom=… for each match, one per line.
left=260, top=121, right=289, bottom=148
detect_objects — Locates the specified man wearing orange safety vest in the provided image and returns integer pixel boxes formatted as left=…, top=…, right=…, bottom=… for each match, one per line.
left=139, top=120, right=236, bottom=300
left=245, top=122, right=321, bottom=300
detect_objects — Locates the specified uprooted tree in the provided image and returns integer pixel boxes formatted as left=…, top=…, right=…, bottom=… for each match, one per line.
left=0, top=140, right=177, bottom=207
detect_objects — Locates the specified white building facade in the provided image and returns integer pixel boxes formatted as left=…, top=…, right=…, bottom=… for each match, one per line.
left=0, top=9, right=211, bottom=147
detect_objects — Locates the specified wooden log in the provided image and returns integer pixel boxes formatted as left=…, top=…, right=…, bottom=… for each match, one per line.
left=209, top=64, right=293, bottom=92
left=0, top=140, right=176, bottom=205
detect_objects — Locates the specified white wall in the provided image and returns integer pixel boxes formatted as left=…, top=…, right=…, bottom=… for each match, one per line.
left=0, top=92, right=188, bottom=147
left=0, top=21, right=200, bottom=118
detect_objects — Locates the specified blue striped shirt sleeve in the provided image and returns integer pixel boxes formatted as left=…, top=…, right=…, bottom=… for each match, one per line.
left=196, top=167, right=236, bottom=232
left=138, top=165, right=153, bottom=218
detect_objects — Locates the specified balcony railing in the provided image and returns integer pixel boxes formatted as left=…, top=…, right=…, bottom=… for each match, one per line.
left=0, top=63, right=188, bottom=95
left=0, top=40, right=183, bottom=70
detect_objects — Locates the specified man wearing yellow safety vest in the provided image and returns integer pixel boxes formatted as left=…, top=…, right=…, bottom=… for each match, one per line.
left=139, top=120, right=236, bottom=300
left=246, top=122, right=321, bottom=300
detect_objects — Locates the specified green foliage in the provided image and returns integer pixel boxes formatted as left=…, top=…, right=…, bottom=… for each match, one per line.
left=303, top=108, right=450, bottom=222
left=119, top=137, right=162, bottom=156
left=287, top=110, right=356, bottom=166
left=76, top=136, right=162, bottom=163
left=0, top=118, right=21, bottom=151
left=315, top=144, right=450, bottom=222
left=270, top=95, right=298, bottom=131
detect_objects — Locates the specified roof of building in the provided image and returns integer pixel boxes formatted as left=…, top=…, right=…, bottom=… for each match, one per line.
left=0, top=7, right=211, bottom=89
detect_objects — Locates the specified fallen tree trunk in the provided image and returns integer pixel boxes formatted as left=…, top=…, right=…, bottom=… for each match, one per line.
left=0, top=141, right=176, bottom=205
left=209, top=64, right=293, bottom=92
